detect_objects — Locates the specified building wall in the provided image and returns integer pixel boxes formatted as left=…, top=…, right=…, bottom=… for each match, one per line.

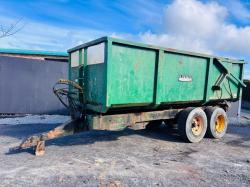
left=0, top=56, right=68, bottom=114
left=0, top=53, right=68, bottom=62
left=227, top=101, right=239, bottom=117
left=242, top=80, right=250, bottom=110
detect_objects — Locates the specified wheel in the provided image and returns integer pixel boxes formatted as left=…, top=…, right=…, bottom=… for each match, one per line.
left=204, top=107, right=228, bottom=139
left=146, top=120, right=162, bottom=130
left=177, top=107, right=207, bottom=143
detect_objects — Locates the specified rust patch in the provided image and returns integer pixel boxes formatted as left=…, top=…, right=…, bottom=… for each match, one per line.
left=20, top=135, right=40, bottom=148
left=35, top=141, right=45, bottom=156
left=47, top=128, right=63, bottom=139
left=134, top=61, right=141, bottom=71
left=178, top=61, right=183, bottom=65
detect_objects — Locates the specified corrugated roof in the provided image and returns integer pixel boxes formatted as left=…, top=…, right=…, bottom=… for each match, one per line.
left=0, top=48, right=68, bottom=57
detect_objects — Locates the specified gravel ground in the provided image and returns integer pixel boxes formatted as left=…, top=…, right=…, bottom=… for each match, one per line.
left=0, top=113, right=250, bottom=187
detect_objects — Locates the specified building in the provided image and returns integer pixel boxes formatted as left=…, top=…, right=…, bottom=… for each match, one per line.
left=0, top=48, right=69, bottom=115
left=242, top=79, right=250, bottom=110
left=0, top=48, right=68, bottom=62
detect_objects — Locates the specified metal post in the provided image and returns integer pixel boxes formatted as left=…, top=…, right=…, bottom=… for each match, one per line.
left=237, top=96, right=242, bottom=120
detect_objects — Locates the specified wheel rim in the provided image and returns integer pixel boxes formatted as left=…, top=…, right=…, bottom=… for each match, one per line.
left=215, top=114, right=225, bottom=133
left=191, top=116, right=204, bottom=136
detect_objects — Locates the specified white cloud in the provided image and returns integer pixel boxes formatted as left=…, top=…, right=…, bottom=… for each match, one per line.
left=139, top=0, right=250, bottom=58
left=140, top=31, right=213, bottom=54
left=0, top=16, right=108, bottom=51
left=136, top=0, right=250, bottom=79
left=163, top=0, right=227, bottom=39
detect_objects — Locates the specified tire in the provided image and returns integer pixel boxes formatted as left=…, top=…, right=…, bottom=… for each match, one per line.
left=205, top=107, right=228, bottom=139
left=177, top=107, right=207, bottom=143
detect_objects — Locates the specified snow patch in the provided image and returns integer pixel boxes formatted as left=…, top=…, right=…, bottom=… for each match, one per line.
left=0, top=115, right=70, bottom=125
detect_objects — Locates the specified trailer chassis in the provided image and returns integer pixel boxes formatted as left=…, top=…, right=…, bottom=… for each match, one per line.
left=10, top=108, right=182, bottom=156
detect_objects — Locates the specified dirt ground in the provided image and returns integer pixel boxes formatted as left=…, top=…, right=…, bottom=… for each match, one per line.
left=0, top=112, right=250, bottom=187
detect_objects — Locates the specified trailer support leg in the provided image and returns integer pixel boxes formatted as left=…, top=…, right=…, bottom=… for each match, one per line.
left=10, top=118, right=87, bottom=156
left=35, top=141, right=45, bottom=156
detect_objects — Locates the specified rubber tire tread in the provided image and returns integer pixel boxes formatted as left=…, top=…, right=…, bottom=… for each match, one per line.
left=205, top=106, right=227, bottom=139
left=177, top=107, right=194, bottom=142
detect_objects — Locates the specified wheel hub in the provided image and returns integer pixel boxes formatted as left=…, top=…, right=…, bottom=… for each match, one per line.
left=191, top=116, right=204, bottom=136
left=215, top=114, right=225, bottom=133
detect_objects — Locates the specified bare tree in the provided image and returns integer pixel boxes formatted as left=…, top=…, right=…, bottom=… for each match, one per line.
left=0, top=18, right=25, bottom=39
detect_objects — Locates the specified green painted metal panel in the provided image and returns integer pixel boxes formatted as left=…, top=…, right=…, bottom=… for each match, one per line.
left=85, top=63, right=106, bottom=105
left=207, top=60, right=242, bottom=100
left=107, top=43, right=156, bottom=106
left=156, top=52, right=208, bottom=103
left=67, top=37, right=245, bottom=114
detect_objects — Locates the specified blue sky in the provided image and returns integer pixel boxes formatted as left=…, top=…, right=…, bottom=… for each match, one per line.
left=0, top=0, right=166, bottom=33
left=0, top=0, right=250, bottom=78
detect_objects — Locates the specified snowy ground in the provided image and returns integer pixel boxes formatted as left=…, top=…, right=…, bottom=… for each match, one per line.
left=0, top=115, right=70, bottom=125
left=0, top=112, right=250, bottom=187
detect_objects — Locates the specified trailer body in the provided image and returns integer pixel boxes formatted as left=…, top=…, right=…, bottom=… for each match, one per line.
left=68, top=37, right=245, bottom=114
left=13, top=37, right=246, bottom=156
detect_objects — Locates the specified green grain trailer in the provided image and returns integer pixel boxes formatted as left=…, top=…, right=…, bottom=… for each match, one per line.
left=13, top=37, right=246, bottom=156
